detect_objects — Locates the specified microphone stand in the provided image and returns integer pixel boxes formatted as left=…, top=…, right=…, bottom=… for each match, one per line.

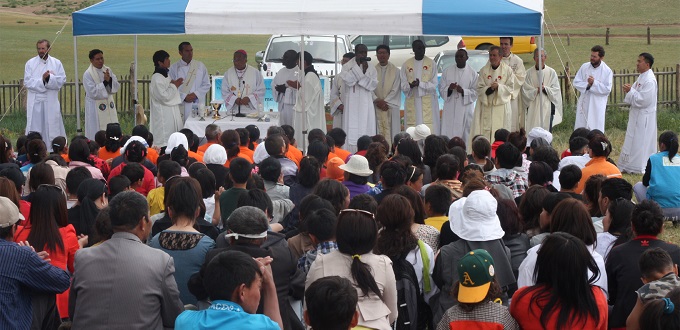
left=235, top=78, right=246, bottom=117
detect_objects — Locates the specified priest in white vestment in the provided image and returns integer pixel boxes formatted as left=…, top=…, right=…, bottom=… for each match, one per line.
left=438, top=49, right=478, bottom=142
left=83, top=49, right=120, bottom=140
left=24, top=39, right=66, bottom=145
left=329, top=53, right=355, bottom=129
left=500, top=37, right=527, bottom=131
left=169, top=42, right=211, bottom=123
left=149, top=50, right=183, bottom=147
left=573, top=45, right=613, bottom=132
left=220, top=50, right=265, bottom=117
left=521, top=49, right=563, bottom=131
left=291, top=52, right=326, bottom=149
left=373, top=45, right=402, bottom=140
left=342, top=44, right=378, bottom=152
left=618, top=53, right=658, bottom=174
left=273, top=50, right=299, bottom=127
left=400, top=40, right=440, bottom=135
left=471, top=46, right=515, bottom=143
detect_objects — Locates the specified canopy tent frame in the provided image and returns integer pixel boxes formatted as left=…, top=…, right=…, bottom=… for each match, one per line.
left=71, top=0, right=544, bottom=135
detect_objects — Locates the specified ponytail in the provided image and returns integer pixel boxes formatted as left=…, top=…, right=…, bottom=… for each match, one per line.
left=350, top=256, right=383, bottom=300
left=659, top=131, right=678, bottom=162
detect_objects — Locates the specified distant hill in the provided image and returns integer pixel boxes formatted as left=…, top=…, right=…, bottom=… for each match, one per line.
left=0, top=0, right=93, bottom=16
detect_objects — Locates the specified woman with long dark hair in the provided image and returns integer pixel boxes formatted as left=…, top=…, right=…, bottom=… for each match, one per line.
left=511, top=232, right=608, bottom=330
left=305, top=209, right=397, bottom=330
left=394, top=185, right=440, bottom=251
left=395, top=137, right=432, bottom=184
left=596, top=197, right=634, bottom=260
left=68, top=137, right=105, bottom=180
left=375, top=194, right=437, bottom=301
left=14, top=184, right=84, bottom=320
left=67, top=178, right=107, bottom=240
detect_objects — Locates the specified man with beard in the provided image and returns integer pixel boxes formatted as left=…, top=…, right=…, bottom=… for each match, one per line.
left=401, top=40, right=440, bottom=134
left=439, top=49, right=478, bottom=142
left=573, top=45, right=613, bottom=132
left=24, top=39, right=66, bottom=144
left=471, top=46, right=515, bottom=142
left=273, top=49, right=299, bottom=126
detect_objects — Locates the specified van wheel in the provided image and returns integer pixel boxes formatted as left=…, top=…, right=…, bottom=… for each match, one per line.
left=476, top=44, right=492, bottom=50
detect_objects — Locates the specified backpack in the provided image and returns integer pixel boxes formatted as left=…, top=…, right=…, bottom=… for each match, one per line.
left=392, top=240, right=433, bottom=330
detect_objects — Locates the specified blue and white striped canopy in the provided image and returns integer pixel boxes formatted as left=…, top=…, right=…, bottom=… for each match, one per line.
left=73, top=0, right=542, bottom=37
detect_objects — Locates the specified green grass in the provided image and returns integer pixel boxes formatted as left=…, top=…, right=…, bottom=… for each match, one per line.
left=0, top=12, right=270, bottom=81
left=544, top=0, right=680, bottom=27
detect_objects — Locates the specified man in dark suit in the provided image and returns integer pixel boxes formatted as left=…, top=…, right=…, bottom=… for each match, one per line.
left=69, top=191, right=184, bottom=329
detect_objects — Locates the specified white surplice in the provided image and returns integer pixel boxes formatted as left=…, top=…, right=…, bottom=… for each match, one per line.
left=438, top=64, right=478, bottom=142
left=342, top=60, right=378, bottom=151
left=83, top=65, right=120, bottom=139
left=293, top=69, right=326, bottom=149
left=374, top=61, right=402, bottom=140
left=24, top=55, right=66, bottom=144
left=400, top=57, right=440, bottom=135
left=618, top=69, right=658, bottom=173
left=502, top=53, right=526, bottom=131
left=521, top=65, right=563, bottom=131
left=573, top=61, right=613, bottom=132
left=169, top=59, right=211, bottom=123
left=329, top=68, right=346, bottom=129
left=149, top=73, right=183, bottom=147
left=220, top=64, right=265, bottom=115
left=273, top=66, right=299, bottom=127
left=471, top=62, right=515, bottom=143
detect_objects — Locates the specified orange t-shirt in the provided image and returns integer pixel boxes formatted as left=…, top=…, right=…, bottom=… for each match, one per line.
left=98, top=147, right=120, bottom=161
left=197, top=142, right=217, bottom=154
left=575, top=156, right=622, bottom=194
left=334, top=147, right=351, bottom=163
left=239, top=146, right=255, bottom=162
left=146, top=147, right=159, bottom=165
left=189, top=150, right=204, bottom=163
left=224, top=155, right=254, bottom=168
left=286, top=146, right=303, bottom=167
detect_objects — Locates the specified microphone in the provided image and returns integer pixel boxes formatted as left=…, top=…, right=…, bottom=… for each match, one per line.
left=359, top=57, right=371, bottom=62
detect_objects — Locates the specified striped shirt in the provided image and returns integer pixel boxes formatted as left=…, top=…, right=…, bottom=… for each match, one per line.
left=0, top=240, right=71, bottom=330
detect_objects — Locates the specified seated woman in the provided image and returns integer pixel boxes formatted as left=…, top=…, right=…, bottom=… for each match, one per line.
left=149, top=177, right=215, bottom=305
left=634, top=131, right=680, bottom=220
left=595, top=197, right=634, bottom=260
left=511, top=232, right=608, bottom=330
left=305, top=208, right=397, bottom=330
left=575, top=134, right=621, bottom=194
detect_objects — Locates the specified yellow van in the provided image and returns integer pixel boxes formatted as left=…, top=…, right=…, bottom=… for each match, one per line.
left=461, top=36, right=537, bottom=54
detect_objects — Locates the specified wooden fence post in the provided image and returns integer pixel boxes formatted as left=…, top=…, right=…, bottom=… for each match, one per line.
left=567, top=34, right=570, bottom=46
left=676, top=64, right=679, bottom=108
left=19, top=79, right=26, bottom=113
left=606, top=28, right=610, bottom=45
left=564, top=62, right=572, bottom=103
left=647, top=27, right=651, bottom=45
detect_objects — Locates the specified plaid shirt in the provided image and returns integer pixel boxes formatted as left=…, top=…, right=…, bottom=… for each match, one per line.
left=436, top=301, right=519, bottom=330
left=485, top=168, right=529, bottom=198
left=297, top=241, right=339, bottom=274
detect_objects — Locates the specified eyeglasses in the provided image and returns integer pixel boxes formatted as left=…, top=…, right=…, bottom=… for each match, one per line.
left=339, top=208, right=375, bottom=219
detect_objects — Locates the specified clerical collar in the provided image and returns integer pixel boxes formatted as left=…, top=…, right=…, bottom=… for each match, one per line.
left=457, top=64, right=465, bottom=69
left=591, top=62, right=601, bottom=69
left=535, top=65, right=545, bottom=70
left=180, top=59, right=191, bottom=66
left=491, top=64, right=500, bottom=70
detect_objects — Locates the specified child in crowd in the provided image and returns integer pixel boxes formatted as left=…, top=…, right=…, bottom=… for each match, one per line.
left=147, top=160, right=181, bottom=216
left=298, top=208, right=338, bottom=274
left=304, top=276, right=359, bottom=330
left=436, top=249, right=519, bottom=330
left=626, top=248, right=680, bottom=330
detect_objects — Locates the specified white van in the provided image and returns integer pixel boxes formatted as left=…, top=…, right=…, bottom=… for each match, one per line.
left=348, top=35, right=465, bottom=68
left=255, top=35, right=352, bottom=78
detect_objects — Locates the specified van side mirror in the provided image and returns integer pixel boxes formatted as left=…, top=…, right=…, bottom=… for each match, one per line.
left=255, top=51, right=264, bottom=64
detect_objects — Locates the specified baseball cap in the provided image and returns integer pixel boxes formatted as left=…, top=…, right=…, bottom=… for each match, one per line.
left=457, top=249, right=496, bottom=303
left=0, top=196, right=24, bottom=228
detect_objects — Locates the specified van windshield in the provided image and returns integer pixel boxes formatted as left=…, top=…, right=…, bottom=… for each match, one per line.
left=265, top=36, right=346, bottom=63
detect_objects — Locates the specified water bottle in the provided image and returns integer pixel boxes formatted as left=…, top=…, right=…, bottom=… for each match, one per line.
left=191, top=100, right=198, bottom=118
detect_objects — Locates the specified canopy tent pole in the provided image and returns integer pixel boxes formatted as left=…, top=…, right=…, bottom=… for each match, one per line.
left=538, top=26, right=545, bottom=129
left=299, top=35, right=306, bottom=151
left=334, top=35, right=338, bottom=77
left=73, top=36, right=82, bottom=134
left=134, top=35, right=138, bottom=126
